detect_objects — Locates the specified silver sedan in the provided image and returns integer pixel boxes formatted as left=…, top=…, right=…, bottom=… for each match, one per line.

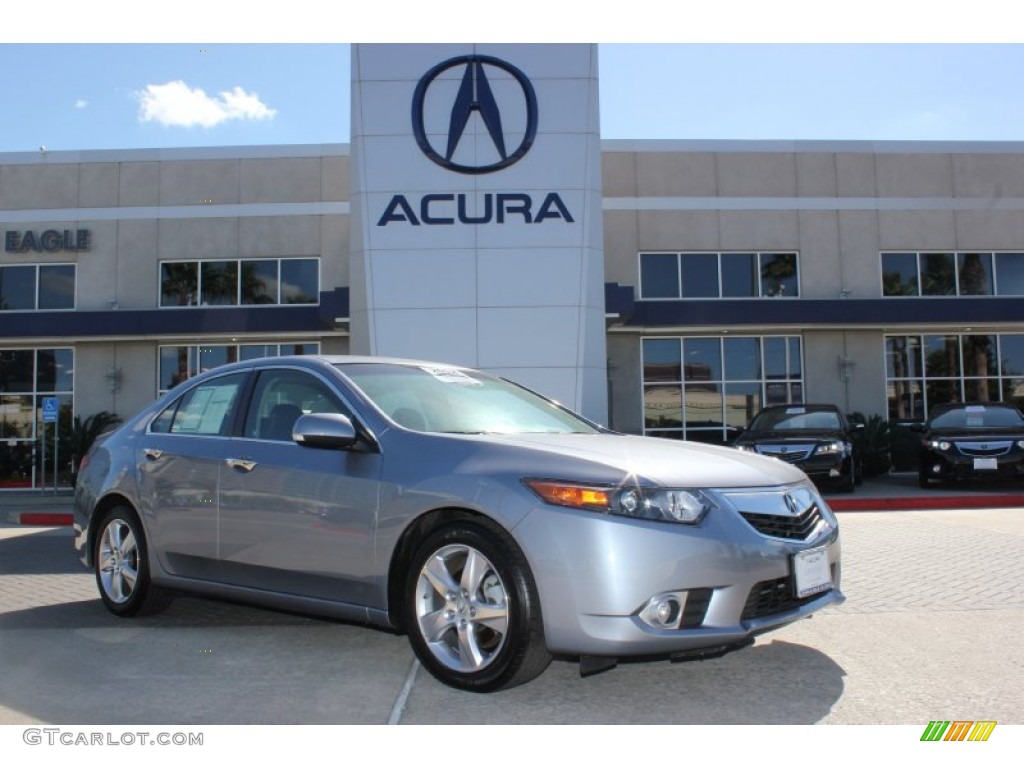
left=74, top=355, right=843, bottom=691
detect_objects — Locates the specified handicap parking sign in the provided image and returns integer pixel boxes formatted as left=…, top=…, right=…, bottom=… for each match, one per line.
left=42, top=397, right=59, bottom=423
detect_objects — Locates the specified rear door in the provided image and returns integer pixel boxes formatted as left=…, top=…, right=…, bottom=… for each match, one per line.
left=136, top=371, right=249, bottom=580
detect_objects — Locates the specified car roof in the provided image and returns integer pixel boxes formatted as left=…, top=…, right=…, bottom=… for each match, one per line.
left=756, top=403, right=841, bottom=413
left=193, top=354, right=475, bottom=377
left=929, top=401, right=1019, bottom=414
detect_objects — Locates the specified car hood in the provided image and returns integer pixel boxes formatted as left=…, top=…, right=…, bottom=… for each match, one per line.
left=473, top=432, right=808, bottom=488
left=736, top=430, right=845, bottom=442
left=926, top=428, right=1024, bottom=440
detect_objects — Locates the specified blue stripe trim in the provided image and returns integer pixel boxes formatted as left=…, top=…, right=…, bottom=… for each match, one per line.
left=606, top=288, right=1024, bottom=328
left=0, top=288, right=349, bottom=339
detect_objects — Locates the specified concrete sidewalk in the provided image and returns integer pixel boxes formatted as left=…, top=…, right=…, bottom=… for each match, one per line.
left=0, top=491, right=74, bottom=526
left=1, top=507, right=1021, bottom=725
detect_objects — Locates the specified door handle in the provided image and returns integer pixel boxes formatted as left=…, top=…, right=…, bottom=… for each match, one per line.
left=143, top=448, right=163, bottom=460
left=226, top=457, right=257, bottom=472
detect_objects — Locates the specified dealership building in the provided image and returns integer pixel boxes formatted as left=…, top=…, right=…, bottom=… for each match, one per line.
left=3, top=43, right=1024, bottom=489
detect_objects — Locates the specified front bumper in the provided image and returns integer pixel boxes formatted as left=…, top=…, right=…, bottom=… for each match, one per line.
left=921, top=450, right=1024, bottom=481
left=513, top=491, right=843, bottom=657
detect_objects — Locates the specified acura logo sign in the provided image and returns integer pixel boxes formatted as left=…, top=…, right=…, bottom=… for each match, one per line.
left=412, top=55, right=538, bottom=175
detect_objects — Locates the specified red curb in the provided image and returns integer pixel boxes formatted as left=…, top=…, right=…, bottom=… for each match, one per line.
left=17, top=513, right=73, bottom=526
left=826, top=494, right=1024, bottom=512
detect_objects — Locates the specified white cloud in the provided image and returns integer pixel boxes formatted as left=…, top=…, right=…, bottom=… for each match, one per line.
left=74, top=99, right=88, bottom=109
left=137, top=80, right=277, bottom=128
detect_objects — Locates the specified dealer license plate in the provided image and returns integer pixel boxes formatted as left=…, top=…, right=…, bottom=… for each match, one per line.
left=793, top=546, right=832, bottom=598
left=973, top=458, right=998, bottom=471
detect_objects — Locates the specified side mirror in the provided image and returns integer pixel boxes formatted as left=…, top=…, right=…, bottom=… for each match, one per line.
left=906, top=422, right=926, bottom=433
left=851, top=423, right=866, bottom=432
left=293, top=413, right=359, bottom=450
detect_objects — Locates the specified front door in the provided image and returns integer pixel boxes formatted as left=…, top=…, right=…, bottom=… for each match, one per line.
left=217, top=368, right=381, bottom=606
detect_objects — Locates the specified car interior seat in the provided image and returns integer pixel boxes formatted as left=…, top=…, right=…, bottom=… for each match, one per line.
left=262, top=403, right=303, bottom=441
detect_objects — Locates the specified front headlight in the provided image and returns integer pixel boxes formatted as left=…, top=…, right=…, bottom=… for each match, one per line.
left=814, top=441, right=845, bottom=456
left=524, top=480, right=713, bottom=524
left=928, top=440, right=952, bottom=451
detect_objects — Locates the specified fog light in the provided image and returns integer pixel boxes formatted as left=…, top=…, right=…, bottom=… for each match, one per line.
left=932, top=464, right=942, bottom=474
left=829, top=468, right=840, bottom=478
left=639, top=592, right=687, bottom=629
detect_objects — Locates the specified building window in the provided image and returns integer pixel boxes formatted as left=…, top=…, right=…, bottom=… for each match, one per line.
left=0, top=264, right=75, bottom=310
left=0, top=348, right=74, bottom=488
left=158, top=341, right=321, bottom=395
left=159, top=258, right=319, bottom=307
left=885, top=332, right=1024, bottom=420
left=642, top=335, right=803, bottom=444
left=881, top=252, right=1024, bottom=297
left=639, top=252, right=799, bottom=299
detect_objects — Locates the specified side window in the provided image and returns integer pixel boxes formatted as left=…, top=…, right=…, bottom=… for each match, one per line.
left=150, top=373, right=246, bottom=436
left=244, top=369, right=347, bottom=442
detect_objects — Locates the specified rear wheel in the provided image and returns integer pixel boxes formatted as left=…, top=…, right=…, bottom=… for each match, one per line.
left=94, top=506, right=172, bottom=617
left=404, top=520, right=551, bottom=692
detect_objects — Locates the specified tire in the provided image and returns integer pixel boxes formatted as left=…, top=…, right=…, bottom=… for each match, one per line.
left=94, top=506, right=172, bottom=617
left=404, top=520, right=552, bottom=692
left=918, top=467, right=933, bottom=489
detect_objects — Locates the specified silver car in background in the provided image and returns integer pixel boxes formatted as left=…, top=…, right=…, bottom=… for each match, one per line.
left=74, top=355, right=843, bottom=691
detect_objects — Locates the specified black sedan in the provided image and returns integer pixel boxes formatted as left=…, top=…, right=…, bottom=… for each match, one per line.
left=915, top=402, right=1024, bottom=487
left=733, top=404, right=863, bottom=492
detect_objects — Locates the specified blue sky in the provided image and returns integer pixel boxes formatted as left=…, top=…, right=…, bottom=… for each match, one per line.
left=2, top=3, right=1024, bottom=153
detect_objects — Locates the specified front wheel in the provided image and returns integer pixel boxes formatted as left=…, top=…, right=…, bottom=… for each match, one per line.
left=404, top=521, right=551, bottom=692
left=94, top=506, right=172, bottom=617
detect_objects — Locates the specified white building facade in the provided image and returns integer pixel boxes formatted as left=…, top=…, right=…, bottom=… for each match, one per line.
left=2, top=44, right=1024, bottom=488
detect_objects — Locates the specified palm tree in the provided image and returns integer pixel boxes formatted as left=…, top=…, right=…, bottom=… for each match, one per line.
left=66, top=411, right=122, bottom=482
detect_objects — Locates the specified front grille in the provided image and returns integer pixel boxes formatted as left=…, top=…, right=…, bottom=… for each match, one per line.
left=756, top=444, right=813, bottom=463
left=739, top=503, right=824, bottom=541
left=955, top=441, right=1012, bottom=457
left=741, top=576, right=827, bottom=621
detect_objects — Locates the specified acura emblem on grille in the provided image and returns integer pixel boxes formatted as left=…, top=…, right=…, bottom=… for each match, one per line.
left=784, top=494, right=798, bottom=514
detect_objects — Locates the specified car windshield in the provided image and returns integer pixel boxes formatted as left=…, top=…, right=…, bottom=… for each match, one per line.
left=748, top=407, right=841, bottom=432
left=928, top=405, right=1024, bottom=430
left=336, top=363, right=599, bottom=435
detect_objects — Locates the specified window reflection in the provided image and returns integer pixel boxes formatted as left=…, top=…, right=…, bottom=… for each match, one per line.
left=161, top=259, right=318, bottom=307
left=0, top=266, right=36, bottom=311
left=639, top=252, right=798, bottom=299
left=882, top=253, right=918, bottom=296
left=957, top=253, right=993, bottom=296
left=920, top=253, right=955, bottom=296
left=642, top=335, right=803, bottom=443
left=158, top=342, right=320, bottom=394
left=886, top=332, right=1024, bottom=419
left=995, top=253, right=1024, bottom=295
left=759, top=253, right=798, bottom=297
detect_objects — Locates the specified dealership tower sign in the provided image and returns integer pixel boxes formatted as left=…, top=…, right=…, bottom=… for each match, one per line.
left=349, top=44, right=608, bottom=421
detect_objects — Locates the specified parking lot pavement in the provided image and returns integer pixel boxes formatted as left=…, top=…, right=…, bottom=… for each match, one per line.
left=0, top=508, right=1021, bottom=725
